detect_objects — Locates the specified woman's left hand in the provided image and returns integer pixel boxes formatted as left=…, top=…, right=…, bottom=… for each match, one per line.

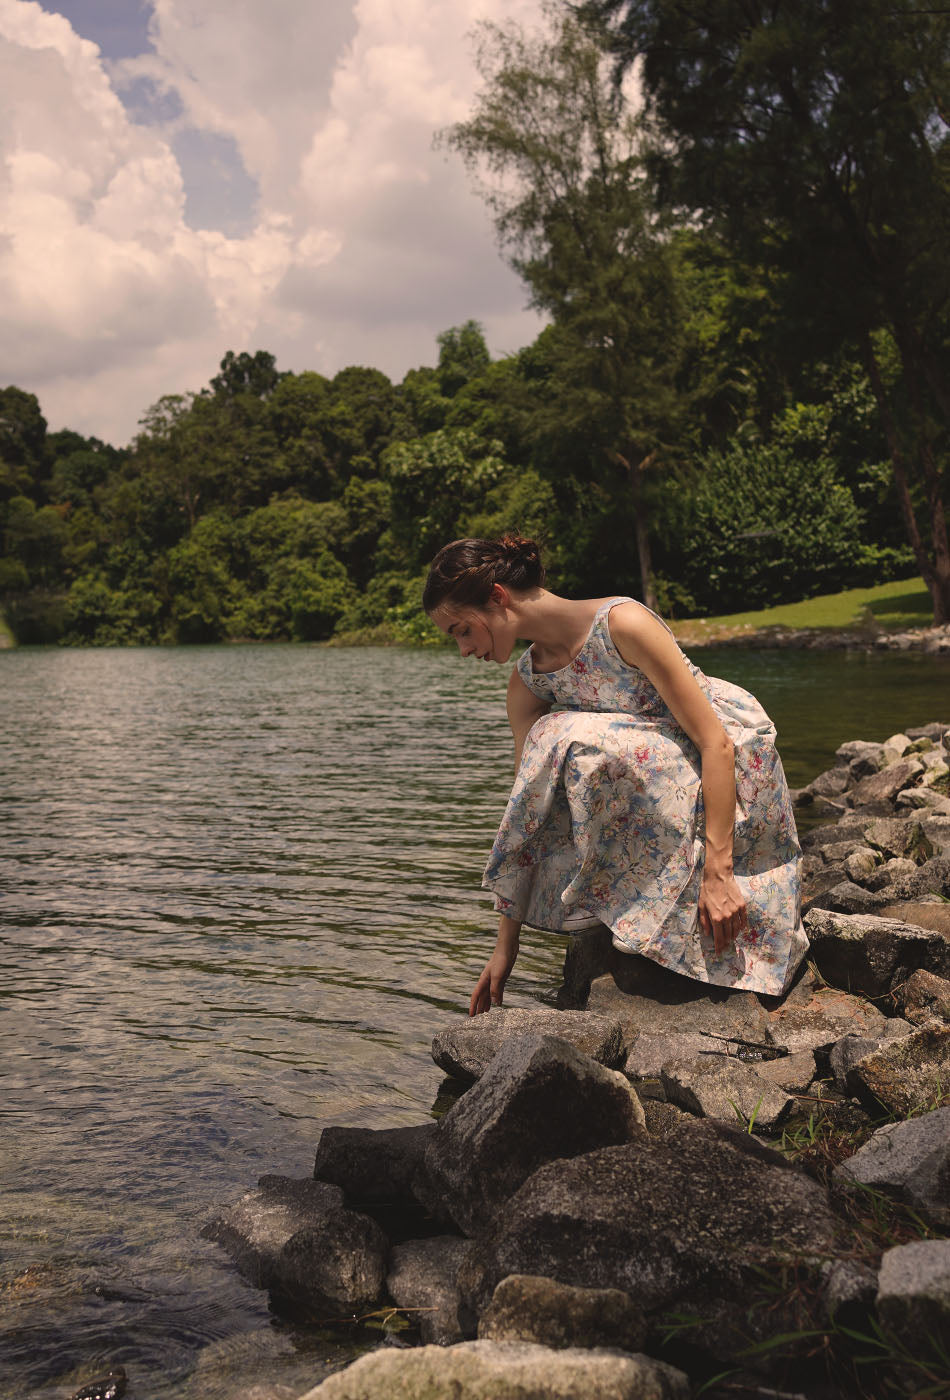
left=699, top=868, right=748, bottom=956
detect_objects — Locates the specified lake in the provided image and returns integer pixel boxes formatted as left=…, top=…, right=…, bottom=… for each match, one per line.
left=1, top=641, right=948, bottom=1398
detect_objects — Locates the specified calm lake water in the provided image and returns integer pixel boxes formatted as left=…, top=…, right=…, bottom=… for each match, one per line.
left=1, top=642, right=948, bottom=1398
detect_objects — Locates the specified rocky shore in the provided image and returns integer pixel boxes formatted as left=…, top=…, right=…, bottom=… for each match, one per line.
left=195, top=722, right=950, bottom=1400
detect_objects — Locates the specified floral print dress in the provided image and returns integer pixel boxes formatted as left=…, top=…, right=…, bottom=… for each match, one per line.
left=482, top=598, right=807, bottom=996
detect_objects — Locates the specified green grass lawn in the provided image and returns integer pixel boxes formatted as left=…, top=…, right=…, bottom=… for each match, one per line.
left=672, top=576, right=933, bottom=642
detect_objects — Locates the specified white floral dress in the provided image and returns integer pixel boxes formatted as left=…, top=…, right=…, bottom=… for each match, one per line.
left=482, top=598, right=807, bottom=996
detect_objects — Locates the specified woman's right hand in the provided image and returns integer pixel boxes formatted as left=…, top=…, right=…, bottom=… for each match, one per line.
left=469, top=947, right=518, bottom=1016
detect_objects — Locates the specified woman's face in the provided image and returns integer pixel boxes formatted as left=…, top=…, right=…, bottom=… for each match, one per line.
left=430, top=594, right=514, bottom=664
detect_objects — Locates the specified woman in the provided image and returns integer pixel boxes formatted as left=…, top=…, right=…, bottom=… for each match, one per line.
left=423, top=535, right=806, bottom=1015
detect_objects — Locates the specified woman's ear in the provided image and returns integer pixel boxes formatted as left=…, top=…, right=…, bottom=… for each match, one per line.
left=489, top=583, right=510, bottom=609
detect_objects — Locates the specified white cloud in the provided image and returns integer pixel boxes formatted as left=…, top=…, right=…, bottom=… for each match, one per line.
left=0, top=0, right=546, bottom=443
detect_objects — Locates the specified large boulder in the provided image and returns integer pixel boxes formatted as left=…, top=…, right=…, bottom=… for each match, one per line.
left=461, top=1119, right=843, bottom=1358
left=421, top=1034, right=646, bottom=1236
left=385, top=1235, right=473, bottom=1345
left=835, top=1107, right=950, bottom=1227
left=659, top=1055, right=793, bottom=1133
left=863, top=817, right=934, bottom=863
left=201, top=1176, right=388, bottom=1310
left=586, top=959, right=769, bottom=1048
left=431, top=1007, right=625, bottom=1083
left=298, top=1341, right=689, bottom=1400
left=803, top=908, right=950, bottom=998
left=313, top=1123, right=435, bottom=1205
left=846, top=1024, right=950, bottom=1117
left=876, top=1241, right=950, bottom=1358
left=478, top=1273, right=647, bottom=1352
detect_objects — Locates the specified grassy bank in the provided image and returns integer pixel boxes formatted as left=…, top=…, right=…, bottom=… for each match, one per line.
left=671, top=576, right=932, bottom=646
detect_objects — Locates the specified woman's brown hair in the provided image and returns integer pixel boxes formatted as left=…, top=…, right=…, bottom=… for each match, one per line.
left=423, top=535, right=545, bottom=613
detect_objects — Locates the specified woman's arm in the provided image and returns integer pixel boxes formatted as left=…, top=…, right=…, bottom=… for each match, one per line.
left=608, top=602, right=748, bottom=956
left=506, top=667, right=551, bottom=772
left=468, top=672, right=551, bottom=1015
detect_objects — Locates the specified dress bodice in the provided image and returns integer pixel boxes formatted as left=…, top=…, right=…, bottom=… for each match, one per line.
left=515, top=597, right=701, bottom=723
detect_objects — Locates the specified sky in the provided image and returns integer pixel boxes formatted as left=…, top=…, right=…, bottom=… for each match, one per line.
left=0, top=0, right=547, bottom=445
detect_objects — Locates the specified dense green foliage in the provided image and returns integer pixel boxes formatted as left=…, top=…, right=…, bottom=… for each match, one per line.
left=3, top=2, right=943, bottom=646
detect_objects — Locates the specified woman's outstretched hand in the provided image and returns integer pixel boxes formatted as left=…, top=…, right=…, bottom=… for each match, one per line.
left=699, top=868, right=748, bottom=957
left=470, top=914, right=521, bottom=1016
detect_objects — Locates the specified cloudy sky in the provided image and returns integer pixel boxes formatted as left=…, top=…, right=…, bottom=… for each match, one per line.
left=0, top=0, right=547, bottom=445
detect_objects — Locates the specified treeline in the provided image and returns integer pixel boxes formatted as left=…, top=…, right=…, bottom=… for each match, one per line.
left=0, top=325, right=910, bottom=646
left=3, top=1, right=947, bottom=646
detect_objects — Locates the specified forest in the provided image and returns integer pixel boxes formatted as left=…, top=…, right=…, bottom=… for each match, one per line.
left=1, top=1, right=947, bottom=647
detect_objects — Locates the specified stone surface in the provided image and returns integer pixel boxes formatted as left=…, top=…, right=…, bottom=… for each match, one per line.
left=844, top=847, right=881, bottom=884
left=898, top=969, right=950, bottom=1026
left=806, top=766, right=851, bottom=799
left=297, top=1341, right=690, bottom=1400
left=876, top=1240, right=950, bottom=1357
left=586, top=961, right=769, bottom=1047
left=821, top=1259, right=877, bottom=1329
left=421, top=1034, right=646, bottom=1236
left=202, top=1176, right=387, bottom=1309
left=659, top=1055, right=793, bottom=1133
left=622, top=1033, right=709, bottom=1097
left=386, top=1235, right=472, bottom=1345
left=478, top=1273, right=647, bottom=1352
left=765, top=976, right=887, bottom=1053
left=804, top=907, right=950, bottom=997
left=557, top=925, right=614, bottom=1007
left=811, top=880, right=894, bottom=914
left=836, top=1107, right=950, bottom=1227
left=878, top=901, right=950, bottom=936
left=829, top=1035, right=886, bottom=1094
left=752, top=1049, right=817, bottom=1094
left=865, top=857, right=918, bottom=891
left=835, top=739, right=884, bottom=776
left=431, top=1007, right=625, bottom=1083
left=314, top=1123, right=435, bottom=1205
left=904, top=855, right=950, bottom=899
left=850, top=758, right=924, bottom=807
left=641, top=1099, right=695, bottom=1138
left=847, top=1024, right=950, bottom=1117
left=461, top=1119, right=842, bottom=1358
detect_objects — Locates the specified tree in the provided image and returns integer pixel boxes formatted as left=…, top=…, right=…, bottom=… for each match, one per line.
left=436, top=320, right=492, bottom=397
left=443, top=7, right=687, bottom=607
left=211, top=349, right=284, bottom=400
left=595, top=0, right=950, bottom=620
left=0, top=387, right=48, bottom=503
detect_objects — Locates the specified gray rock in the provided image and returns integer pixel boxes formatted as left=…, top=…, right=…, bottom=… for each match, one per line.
left=847, top=1024, right=950, bottom=1117
left=463, top=1119, right=842, bottom=1359
left=313, top=1123, right=435, bottom=1204
left=836, top=1106, right=950, bottom=1227
left=850, top=757, right=924, bottom=806
left=906, top=724, right=950, bottom=742
left=881, top=732, right=913, bottom=766
left=478, top=1274, right=647, bottom=1351
left=802, top=867, right=861, bottom=913
left=297, top=1341, right=690, bottom=1400
left=659, top=1055, right=793, bottom=1133
left=829, top=1034, right=886, bottom=1093
left=421, top=1034, right=646, bottom=1236
left=898, top=969, right=950, bottom=1026
left=882, top=1017, right=916, bottom=1039
left=202, top=1176, right=387, bottom=1309
left=836, top=739, right=884, bottom=776
left=641, top=1099, right=695, bottom=1138
left=821, top=1258, right=878, bottom=1328
left=904, top=854, right=950, bottom=899
left=922, top=814, right=950, bottom=856
left=386, top=1235, right=472, bottom=1345
left=431, top=1007, right=625, bottom=1083
left=806, top=766, right=851, bottom=799
left=753, top=1049, right=817, bottom=1094
left=820, top=836, right=872, bottom=864
left=864, top=816, right=935, bottom=863
left=844, top=847, right=881, bottom=884
left=804, top=907, right=950, bottom=997
left=865, top=857, right=918, bottom=891
left=876, top=1240, right=950, bottom=1357
left=896, top=787, right=950, bottom=812
left=623, top=1033, right=709, bottom=1098
left=765, top=973, right=886, bottom=1053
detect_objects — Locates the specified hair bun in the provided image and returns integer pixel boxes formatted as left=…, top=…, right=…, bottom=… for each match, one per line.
left=422, top=534, right=545, bottom=613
